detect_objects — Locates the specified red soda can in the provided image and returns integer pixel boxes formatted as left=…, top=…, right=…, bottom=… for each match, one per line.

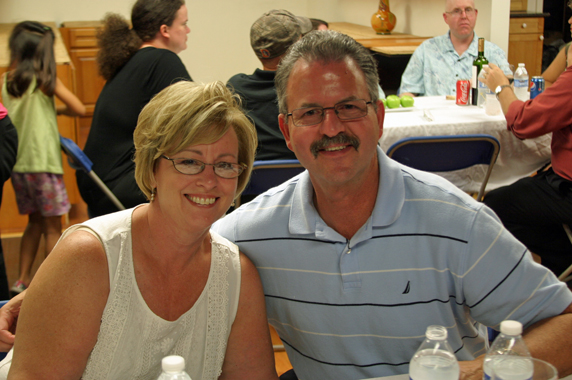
left=456, top=79, right=470, bottom=105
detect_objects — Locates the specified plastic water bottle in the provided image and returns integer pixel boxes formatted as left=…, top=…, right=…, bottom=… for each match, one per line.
left=157, top=355, right=192, bottom=380
left=513, top=63, right=529, bottom=101
left=409, top=325, right=460, bottom=380
left=482, top=320, right=532, bottom=380
left=478, top=65, right=492, bottom=108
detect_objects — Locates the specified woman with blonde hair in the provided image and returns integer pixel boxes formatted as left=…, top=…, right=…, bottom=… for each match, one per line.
left=0, top=81, right=278, bottom=380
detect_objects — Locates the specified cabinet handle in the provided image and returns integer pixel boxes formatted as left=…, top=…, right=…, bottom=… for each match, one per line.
left=540, top=35, right=544, bottom=41
left=521, top=23, right=527, bottom=28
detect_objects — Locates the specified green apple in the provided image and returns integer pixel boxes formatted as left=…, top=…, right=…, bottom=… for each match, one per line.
left=401, top=95, right=414, bottom=108
left=381, top=98, right=387, bottom=108
left=386, top=95, right=401, bottom=109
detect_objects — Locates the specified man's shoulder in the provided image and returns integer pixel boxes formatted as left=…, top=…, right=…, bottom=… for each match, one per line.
left=213, top=176, right=302, bottom=240
left=412, top=34, right=451, bottom=57
left=398, top=165, right=481, bottom=210
left=228, top=69, right=274, bottom=90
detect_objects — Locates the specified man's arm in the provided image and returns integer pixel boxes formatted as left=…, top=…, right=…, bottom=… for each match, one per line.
left=398, top=45, right=426, bottom=96
left=522, top=302, right=572, bottom=376
left=458, top=303, right=572, bottom=380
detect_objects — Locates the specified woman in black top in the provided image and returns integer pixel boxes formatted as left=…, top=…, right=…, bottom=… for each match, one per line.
left=78, top=0, right=192, bottom=217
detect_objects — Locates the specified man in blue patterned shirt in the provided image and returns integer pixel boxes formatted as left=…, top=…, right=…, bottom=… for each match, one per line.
left=399, top=0, right=510, bottom=97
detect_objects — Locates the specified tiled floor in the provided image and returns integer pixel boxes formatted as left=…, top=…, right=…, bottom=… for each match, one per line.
left=0, top=200, right=293, bottom=375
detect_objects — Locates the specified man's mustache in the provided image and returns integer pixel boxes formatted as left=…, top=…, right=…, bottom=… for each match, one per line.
left=310, top=133, right=360, bottom=158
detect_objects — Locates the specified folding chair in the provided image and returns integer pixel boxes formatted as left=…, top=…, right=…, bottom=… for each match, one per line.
left=386, top=134, right=500, bottom=202
left=236, top=159, right=304, bottom=207
left=557, top=224, right=572, bottom=282
left=60, top=136, right=125, bottom=211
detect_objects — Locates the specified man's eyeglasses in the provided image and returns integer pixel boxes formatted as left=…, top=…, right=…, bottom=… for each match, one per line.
left=445, top=7, right=476, bottom=17
left=161, top=156, right=246, bottom=179
left=287, top=99, right=373, bottom=127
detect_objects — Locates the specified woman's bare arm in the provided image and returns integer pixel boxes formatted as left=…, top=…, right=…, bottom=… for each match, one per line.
left=542, top=46, right=568, bottom=88
left=7, top=230, right=109, bottom=380
left=218, top=253, right=279, bottom=380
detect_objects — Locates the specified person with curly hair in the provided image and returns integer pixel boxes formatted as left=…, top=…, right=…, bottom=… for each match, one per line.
left=78, top=0, right=192, bottom=217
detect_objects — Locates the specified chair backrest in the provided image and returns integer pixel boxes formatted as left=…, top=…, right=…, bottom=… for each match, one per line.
left=237, top=159, right=305, bottom=206
left=60, top=136, right=93, bottom=172
left=60, top=136, right=125, bottom=211
left=386, top=134, right=500, bottom=201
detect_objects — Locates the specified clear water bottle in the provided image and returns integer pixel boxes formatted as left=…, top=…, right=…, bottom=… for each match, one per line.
left=157, top=355, right=192, bottom=380
left=409, top=325, right=460, bottom=380
left=482, top=320, right=532, bottom=380
left=478, top=65, right=492, bottom=108
left=513, top=63, right=529, bottom=101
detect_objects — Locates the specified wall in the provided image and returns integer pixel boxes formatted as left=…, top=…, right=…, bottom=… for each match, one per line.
left=0, top=0, right=510, bottom=84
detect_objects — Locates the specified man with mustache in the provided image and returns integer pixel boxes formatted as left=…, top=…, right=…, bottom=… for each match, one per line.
left=214, top=30, right=572, bottom=380
left=399, top=0, right=510, bottom=97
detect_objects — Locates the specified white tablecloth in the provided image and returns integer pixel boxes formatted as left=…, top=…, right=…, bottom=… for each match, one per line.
left=379, top=96, right=552, bottom=194
left=364, top=373, right=572, bottom=379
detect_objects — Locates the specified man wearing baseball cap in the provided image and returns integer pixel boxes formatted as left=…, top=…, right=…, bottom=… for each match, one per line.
left=227, top=9, right=312, bottom=161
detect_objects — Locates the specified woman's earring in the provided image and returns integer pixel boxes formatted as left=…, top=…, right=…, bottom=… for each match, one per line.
left=231, top=201, right=235, bottom=207
left=150, top=188, right=156, bottom=202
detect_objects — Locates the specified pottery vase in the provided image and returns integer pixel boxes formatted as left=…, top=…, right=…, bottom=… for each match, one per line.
left=371, top=0, right=396, bottom=35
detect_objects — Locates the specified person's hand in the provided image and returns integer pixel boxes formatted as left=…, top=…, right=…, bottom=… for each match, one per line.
left=0, top=292, right=25, bottom=351
left=459, top=356, right=485, bottom=380
left=479, top=63, right=510, bottom=93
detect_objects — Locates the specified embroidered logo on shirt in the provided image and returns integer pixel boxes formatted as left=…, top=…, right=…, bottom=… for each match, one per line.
left=403, top=281, right=411, bottom=294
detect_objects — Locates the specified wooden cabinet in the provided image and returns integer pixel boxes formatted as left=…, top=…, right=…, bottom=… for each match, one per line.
left=508, top=16, right=544, bottom=77
left=510, top=0, right=528, bottom=12
left=0, top=22, right=80, bottom=233
left=59, top=22, right=105, bottom=149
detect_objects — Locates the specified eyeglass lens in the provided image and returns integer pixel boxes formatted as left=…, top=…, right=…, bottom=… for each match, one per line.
left=290, top=99, right=370, bottom=127
left=455, top=7, right=474, bottom=16
left=163, top=156, right=244, bottom=178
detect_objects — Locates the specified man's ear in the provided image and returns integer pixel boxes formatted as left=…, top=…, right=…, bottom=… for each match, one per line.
left=278, top=113, right=294, bottom=151
left=375, top=99, right=384, bottom=140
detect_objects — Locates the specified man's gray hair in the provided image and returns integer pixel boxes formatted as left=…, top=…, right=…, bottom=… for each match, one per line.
left=275, top=30, right=380, bottom=116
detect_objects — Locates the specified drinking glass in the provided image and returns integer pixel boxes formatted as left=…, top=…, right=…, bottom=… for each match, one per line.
left=492, top=357, right=558, bottom=380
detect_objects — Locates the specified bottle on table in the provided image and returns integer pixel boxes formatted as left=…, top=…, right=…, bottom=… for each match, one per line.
left=477, top=64, right=492, bottom=108
left=409, top=325, right=460, bottom=380
left=471, top=37, right=488, bottom=106
left=157, top=355, right=192, bottom=380
left=482, top=320, right=532, bottom=380
left=513, top=63, right=529, bottom=101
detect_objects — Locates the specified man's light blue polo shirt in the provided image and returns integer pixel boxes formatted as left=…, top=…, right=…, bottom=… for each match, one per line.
left=213, top=147, right=571, bottom=380
left=399, top=32, right=511, bottom=96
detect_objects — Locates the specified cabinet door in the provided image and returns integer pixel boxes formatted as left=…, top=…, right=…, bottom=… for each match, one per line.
left=509, top=33, right=544, bottom=77
left=508, top=17, right=544, bottom=77
left=68, top=48, right=105, bottom=149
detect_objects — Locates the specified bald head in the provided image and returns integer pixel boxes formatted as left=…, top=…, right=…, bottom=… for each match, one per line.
left=445, top=0, right=475, bottom=11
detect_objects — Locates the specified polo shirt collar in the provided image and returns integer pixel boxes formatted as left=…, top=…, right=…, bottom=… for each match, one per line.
left=289, top=146, right=405, bottom=237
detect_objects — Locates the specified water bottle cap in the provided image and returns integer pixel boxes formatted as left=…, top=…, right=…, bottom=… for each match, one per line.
left=425, top=325, right=448, bottom=340
left=500, top=320, right=523, bottom=335
left=162, top=355, right=186, bottom=373
left=518, top=63, right=525, bottom=67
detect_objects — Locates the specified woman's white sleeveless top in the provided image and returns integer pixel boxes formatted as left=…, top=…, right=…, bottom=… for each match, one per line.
left=0, top=208, right=241, bottom=379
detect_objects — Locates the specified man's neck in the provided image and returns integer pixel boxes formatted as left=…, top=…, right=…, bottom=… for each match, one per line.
left=259, top=55, right=283, bottom=71
left=449, top=31, right=474, bottom=56
left=311, top=169, right=379, bottom=241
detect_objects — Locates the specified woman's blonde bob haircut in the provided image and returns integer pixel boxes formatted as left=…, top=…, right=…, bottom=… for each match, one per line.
left=133, top=80, right=257, bottom=201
